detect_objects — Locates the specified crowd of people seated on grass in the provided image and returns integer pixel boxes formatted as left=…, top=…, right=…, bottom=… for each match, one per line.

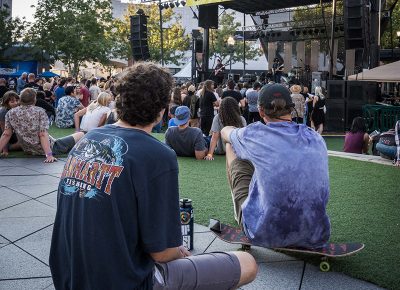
left=0, top=71, right=399, bottom=166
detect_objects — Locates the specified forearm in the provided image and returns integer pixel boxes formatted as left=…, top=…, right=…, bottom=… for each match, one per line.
left=150, top=246, right=183, bottom=263
left=0, top=132, right=12, bottom=153
left=74, top=114, right=81, bottom=131
left=208, top=133, right=219, bottom=156
left=39, top=131, right=52, bottom=155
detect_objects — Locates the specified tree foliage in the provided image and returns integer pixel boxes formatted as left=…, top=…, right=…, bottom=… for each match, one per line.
left=111, top=3, right=190, bottom=65
left=210, top=12, right=261, bottom=64
left=30, top=0, right=114, bottom=76
left=381, top=0, right=400, bottom=49
left=0, top=6, right=27, bottom=62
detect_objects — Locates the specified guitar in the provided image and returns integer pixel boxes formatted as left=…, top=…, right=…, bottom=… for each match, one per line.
left=214, top=64, right=226, bottom=76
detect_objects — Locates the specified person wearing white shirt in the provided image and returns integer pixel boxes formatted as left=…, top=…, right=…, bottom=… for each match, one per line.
left=89, top=78, right=102, bottom=101
left=74, top=92, right=112, bottom=133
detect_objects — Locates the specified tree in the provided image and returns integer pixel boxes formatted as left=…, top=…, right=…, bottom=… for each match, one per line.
left=381, top=0, right=400, bottom=49
left=209, top=12, right=261, bottom=65
left=30, top=0, right=114, bottom=76
left=111, top=3, right=190, bottom=65
left=0, top=6, right=27, bottom=63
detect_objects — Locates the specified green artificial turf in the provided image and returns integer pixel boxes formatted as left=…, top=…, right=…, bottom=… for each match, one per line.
left=176, top=155, right=400, bottom=290
left=3, top=129, right=400, bottom=289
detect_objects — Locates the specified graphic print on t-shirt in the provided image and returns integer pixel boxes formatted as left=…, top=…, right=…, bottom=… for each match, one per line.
left=59, top=133, right=127, bottom=199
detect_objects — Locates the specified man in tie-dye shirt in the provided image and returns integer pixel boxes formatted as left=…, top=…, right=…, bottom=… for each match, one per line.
left=221, top=83, right=331, bottom=249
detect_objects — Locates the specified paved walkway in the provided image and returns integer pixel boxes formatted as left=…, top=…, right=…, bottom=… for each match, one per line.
left=0, top=158, right=385, bottom=290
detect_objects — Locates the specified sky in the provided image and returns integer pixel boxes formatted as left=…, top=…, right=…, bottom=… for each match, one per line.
left=11, top=0, right=138, bottom=22
left=12, top=0, right=37, bottom=22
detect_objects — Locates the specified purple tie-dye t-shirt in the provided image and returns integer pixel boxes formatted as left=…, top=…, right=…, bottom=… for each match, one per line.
left=230, top=121, right=331, bottom=248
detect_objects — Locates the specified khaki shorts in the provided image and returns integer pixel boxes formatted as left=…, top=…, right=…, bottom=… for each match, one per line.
left=227, top=159, right=254, bottom=226
left=153, top=252, right=241, bottom=290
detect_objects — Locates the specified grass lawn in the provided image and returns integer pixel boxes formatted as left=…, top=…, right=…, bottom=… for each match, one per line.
left=5, top=129, right=400, bottom=289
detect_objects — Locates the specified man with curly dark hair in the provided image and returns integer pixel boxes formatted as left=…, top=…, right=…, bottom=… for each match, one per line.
left=50, top=62, right=257, bottom=290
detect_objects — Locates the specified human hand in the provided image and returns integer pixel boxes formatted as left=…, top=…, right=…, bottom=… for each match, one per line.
left=204, top=154, right=214, bottom=161
left=44, top=155, right=57, bottom=163
left=179, top=245, right=191, bottom=257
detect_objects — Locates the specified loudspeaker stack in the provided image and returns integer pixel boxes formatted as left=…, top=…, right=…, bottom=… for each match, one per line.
left=130, top=14, right=150, bottom=61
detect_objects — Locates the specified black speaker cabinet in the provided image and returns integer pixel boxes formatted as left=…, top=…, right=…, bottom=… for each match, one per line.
left=198, top=5, right=218, bottom=29
left=327, top=80, right=346, bottom=99
left=325, top=99, right=346, bottom=132
left=130, top=15, right=150, bottom=61
left=344, top=0, right=367, bottom=49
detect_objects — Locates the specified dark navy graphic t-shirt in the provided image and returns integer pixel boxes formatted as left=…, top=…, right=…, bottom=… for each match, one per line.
left=50, top=125, right=182, bottom=290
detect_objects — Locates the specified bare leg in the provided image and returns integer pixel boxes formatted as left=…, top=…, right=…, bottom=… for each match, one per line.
left=231, top=251, right=258, bottom=288
left=71, top=132, right=85, bottom=143
left=317, top=124, right=324, bottom=135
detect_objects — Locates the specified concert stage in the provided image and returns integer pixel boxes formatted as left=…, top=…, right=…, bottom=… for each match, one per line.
left=219, top=0, right=331, bottom=13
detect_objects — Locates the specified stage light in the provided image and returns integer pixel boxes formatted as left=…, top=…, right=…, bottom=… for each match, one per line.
left=290, top=30, right=295, bottom=36
left=296, top=31, right=301, bottom=35
left=271, top=32, right=276, bottom=37
left=163, top=3, right=169, bottom=9
left=302, top=30, right=308, bottom=35
left=320, top=28, right=326, bottom=33
left=181, top=1, right=186, bottom=6
left=175, top=1, right=180, bottom=7
left=159, top=4, right=163, bottom=10
left=314, top=29, right=319, bottom=34
left=308, top=29, right=313, bottom=35
left=169, top=2, right=175, bottom=8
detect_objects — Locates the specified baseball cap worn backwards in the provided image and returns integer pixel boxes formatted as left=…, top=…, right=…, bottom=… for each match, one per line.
left=174, top=106, right=190, bottom=126
left=258, top=83, right=294, bottom=109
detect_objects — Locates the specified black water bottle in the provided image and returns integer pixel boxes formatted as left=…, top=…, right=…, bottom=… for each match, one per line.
left=180, top=198, right=194, bottom=251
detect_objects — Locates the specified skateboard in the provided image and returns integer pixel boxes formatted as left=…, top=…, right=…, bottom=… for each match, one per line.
left=209, top=219, right=364, bottom=272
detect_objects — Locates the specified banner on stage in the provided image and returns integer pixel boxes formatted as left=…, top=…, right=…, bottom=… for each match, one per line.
left=187, top=0, right=231, bottom=6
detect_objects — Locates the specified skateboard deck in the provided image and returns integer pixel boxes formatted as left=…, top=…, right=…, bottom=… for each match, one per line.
left=209, top=219, right=364, bottom=271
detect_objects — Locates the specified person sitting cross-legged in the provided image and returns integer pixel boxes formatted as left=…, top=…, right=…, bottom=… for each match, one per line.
left=49, top=62, right=257, bottom=290
left=221, top=83, right=331, bottom=249
left=0, top=88, right=84, bottom=162
left=165, top=106, right=208, bottom=160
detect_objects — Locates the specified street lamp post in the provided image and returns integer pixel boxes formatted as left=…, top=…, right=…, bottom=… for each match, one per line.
left=227, top=36, right=235, bottom=79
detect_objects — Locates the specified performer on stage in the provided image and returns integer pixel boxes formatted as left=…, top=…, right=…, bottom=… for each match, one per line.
left=272, top=58, right=284, bottom=84
left=214, top=58, right=225, bottom=85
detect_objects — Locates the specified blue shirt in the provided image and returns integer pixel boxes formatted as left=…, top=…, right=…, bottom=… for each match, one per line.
left=54, top=87, right=65, bottom=107
left=230, top=122, right=331, bottom=248
left=50, top=125, right=182, bottom=290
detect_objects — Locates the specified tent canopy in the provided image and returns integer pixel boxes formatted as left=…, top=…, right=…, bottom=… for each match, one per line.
left=39, top=71, right=60, bottom=78
left=348, top=61, right=400, bottom=82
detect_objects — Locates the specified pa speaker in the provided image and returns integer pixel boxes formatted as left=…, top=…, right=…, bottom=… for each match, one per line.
left=199, top=5, right=218, bottom=29
left=344, top=0, right=367, bottom=49
left=325, top=99, right=346, bottom=132
left=130, top=15, right=150, bottom=61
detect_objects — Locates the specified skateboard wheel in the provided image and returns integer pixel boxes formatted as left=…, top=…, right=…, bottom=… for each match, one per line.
left=320, top=261, right=330, bottom=272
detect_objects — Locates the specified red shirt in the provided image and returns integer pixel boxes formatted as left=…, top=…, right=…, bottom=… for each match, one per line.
left=80, top=86, right=90, bottom=107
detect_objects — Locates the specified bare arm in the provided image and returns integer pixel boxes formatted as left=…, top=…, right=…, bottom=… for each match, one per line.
left=150, top=245, right=190, bottom=263
left=74, top=108, right=87, bottom=131
left=39, top=131, right=57, bottom=163
left=195, top=149, right=207, bottom=160
left=0, top=128, right=13, bottom=156
left=205, top=131, right=220, bottom=160
left=97, top=113, right=107, bottom=128
left=240, top=99, right=246, bottom=108
left=362, top=133, right=370, bottom=154
left=221, top=126, right=236, bottom=144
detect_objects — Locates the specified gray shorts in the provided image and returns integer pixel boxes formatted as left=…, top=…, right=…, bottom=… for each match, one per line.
left=153, top=252, right=241, bottom=290
left=51, top=136, right=75, bottom=155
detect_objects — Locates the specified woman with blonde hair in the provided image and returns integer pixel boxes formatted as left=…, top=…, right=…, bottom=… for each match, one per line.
left=74, top=92, right=112, bottom=133
left=290, top=84, right=305, bottom=123
left=311, top=86, right=326, bottom=134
